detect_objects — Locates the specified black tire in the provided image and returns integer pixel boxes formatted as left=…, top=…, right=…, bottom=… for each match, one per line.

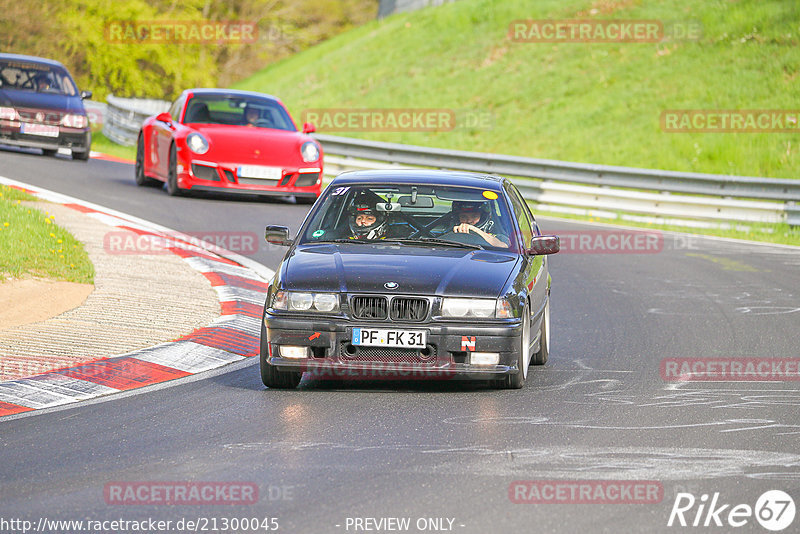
left=166, top=143, right=183, bottom=196
left=73, top=132, right=91, bottom=161
left=530, top=298, right=549, bottom=366
left=135, top=135, right=160, bottom=187
left=498, top=302, right=530, bottom=389
left=42, top=148, right=57, bottom=157
left=260, top=319, right=302, bottom=389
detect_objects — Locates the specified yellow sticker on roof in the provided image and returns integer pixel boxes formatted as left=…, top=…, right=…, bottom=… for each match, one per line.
left=483, top=191, right=498, bottom=200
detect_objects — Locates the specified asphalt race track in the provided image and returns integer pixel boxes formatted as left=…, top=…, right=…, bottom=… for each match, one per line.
left=1, top=147, right=799, bottom=533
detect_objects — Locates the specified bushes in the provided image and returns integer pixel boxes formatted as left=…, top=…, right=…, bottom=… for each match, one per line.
left=3, top=0, right=376, bottom=100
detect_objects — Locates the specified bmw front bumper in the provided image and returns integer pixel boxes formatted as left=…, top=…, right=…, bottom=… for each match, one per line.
left=263, top=313, right=525, bottom=381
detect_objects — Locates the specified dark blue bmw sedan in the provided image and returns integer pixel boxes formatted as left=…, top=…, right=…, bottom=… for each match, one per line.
left=261, top=170, right=560, bottom=389
left=0, top=53, right=92, bottom=160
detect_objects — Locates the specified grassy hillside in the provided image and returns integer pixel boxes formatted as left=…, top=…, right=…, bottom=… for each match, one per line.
left=233, top=0, right=800, bottom=179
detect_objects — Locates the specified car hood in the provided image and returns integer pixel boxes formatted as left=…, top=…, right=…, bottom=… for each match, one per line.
left=0, top=89, right=83, bottom=114
left=282, top=243, right=519, bottom=298
left=190, top=124, right=312, bottom=166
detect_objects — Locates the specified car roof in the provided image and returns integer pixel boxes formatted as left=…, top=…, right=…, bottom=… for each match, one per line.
left=182, top=88, right=282, bottom=103
left=329, top=169, right=507, bottom=191
left=0, top=53, right=67, bottom=68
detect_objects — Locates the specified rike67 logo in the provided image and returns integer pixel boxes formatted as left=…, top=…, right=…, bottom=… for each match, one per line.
left=668, top=490, right=795, bottom=530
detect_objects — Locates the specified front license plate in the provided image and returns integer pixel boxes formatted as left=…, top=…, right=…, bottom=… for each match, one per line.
left=352, top=328, right=427, bottom=348
left=20, top=122, right=59, bottom=137
left=238, top=165, right=283, bottom=180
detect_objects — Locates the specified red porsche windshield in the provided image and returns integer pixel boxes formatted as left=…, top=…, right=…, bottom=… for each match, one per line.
left=183, top=94, right=296, bottom=131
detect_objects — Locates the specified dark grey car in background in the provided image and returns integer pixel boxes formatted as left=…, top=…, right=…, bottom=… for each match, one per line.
left=0, top=53, right=92, bottom=160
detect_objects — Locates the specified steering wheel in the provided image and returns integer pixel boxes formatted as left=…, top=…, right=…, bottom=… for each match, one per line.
left=253, top=119, right=274, bottom=128
left=437, top=230, right=492, bottom=247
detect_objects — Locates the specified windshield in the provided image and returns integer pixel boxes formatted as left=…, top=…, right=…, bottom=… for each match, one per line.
left=0, top=60, right=77, bottom=96
left=299, top=184, right=519, bottom=252
left=182, top=94, right=296, bottom=131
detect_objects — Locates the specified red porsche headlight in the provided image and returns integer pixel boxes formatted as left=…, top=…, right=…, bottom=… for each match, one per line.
left=186, top=132, right=210, bottom=154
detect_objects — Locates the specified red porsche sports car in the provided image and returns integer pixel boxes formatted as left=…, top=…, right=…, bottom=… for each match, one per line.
left=135, top=88, right=323, bottom=202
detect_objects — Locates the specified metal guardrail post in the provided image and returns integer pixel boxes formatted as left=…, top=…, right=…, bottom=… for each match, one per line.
left=787, top=203, right=800, bottom=226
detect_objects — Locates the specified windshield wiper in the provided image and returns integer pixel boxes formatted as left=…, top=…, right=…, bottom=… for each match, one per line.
left=304, top=239, right=376, bottom=244
left=386, top=238, right=484, bottom=250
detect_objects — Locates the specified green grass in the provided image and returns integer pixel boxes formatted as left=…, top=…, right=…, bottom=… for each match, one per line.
left=0, top=186, right=95, bottom=283
left=92, top=131, right=136, bottom=162
left=233, top=0, right=800, bottom=179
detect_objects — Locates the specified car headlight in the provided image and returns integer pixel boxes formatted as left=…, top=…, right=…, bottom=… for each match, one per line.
left=289, top=292, right=313, bottom=311
left=314, top=293, right=338, bottom=312
left=61, top=113, right=88, bottom=128
left=0, top=107, right=17, bottom=120
left=186, top=132, right=209, bottom=154
left=441, top=298, right=498, bottom=318
left=271, top=290, right=339, bottom=313
left=300, top=141, right=320, bottom=163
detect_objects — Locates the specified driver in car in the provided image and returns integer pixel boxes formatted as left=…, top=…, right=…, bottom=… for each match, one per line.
left=244, top=105, right=260, bottom=126
left=34, top=74, right=52, bottom=92
left=348, top=194, right=388, bottom=240
left=451, top=200, right=510, bottom=248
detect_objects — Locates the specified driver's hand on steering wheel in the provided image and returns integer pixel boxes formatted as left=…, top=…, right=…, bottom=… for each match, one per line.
left=453, top=223, right=508, bottom=248
left=453, top=222, right=477, bottom=235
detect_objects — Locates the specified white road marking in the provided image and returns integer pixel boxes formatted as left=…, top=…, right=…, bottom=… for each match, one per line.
left=132, top=341, right=245, bottom=374
left=0, top=378, right=118, bottom=409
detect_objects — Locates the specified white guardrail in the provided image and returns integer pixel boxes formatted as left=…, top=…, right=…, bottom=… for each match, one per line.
left=315, top=135, right=800, bottom=228
left=103, top=96, right=799, bottom=227
left=102, top=95, right=170, bottom=146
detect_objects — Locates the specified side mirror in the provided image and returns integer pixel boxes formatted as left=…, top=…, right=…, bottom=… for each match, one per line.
left=265, top=225, right=293, bottom=247
left=156, top=112, right=172, bottom=124
left=80, top=90, right=92, bottom=100
left=527, top=235, right=560, bottom=255
left=302, top=122, right=316, bottom=134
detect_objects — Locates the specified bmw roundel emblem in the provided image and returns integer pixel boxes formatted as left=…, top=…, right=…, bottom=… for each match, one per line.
left=384, top=281, right=398, bottom=290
